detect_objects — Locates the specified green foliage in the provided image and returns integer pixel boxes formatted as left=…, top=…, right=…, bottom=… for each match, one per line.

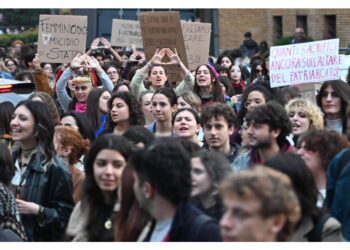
left=274, top=35, right=313, bottom=46
left=0, top=9, right=51, bottom=27
left=0, top=28, right=38, bottom=46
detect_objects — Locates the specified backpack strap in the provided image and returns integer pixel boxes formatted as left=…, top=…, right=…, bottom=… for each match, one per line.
left=307, top=213, right=332, bottom=242
left=188, top=214, right=216, bottom=241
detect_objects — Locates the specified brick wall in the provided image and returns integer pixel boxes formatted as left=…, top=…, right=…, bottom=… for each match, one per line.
left=217, top=9, right=350, bottom=53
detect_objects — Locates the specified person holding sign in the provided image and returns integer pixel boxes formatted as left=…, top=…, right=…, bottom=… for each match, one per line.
left=130, top=48, right=194, bottom=99
left=56, top=54, right=114, bottom=113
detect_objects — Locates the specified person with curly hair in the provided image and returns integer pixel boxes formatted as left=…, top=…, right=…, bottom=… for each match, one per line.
left=105, top=91, right=145, bottom=135
left=285, top=98, right=324, bottom=145
left=232, top=101, right=293, bottom=172
left=297, top=129, right=349, bottom=207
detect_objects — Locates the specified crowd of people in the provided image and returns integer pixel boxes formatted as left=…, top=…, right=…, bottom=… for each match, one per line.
left=1, top=26, right=350, bottom=242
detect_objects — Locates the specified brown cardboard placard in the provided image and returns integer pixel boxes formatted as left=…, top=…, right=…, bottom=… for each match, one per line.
left=181, top=21, right=211, bottom=71
left=37, top=15, right=88, bottom=63
left=139, top=11, right=188, bottom=84
left=111, top=19, right=143, bottom=48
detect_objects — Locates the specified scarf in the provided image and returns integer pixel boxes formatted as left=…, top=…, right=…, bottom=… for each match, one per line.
left=75, top=102, right=87, bottom=113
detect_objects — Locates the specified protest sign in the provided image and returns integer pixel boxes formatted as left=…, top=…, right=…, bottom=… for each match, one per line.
left=139, top=11, right=188, bottom=84
left=37, top=15, right=88, bottom=63
left=111, top=19, right=143, bottom=48
left=181, top=21, right=211, bottom=71
left=270, top=39, right=342, bottom=88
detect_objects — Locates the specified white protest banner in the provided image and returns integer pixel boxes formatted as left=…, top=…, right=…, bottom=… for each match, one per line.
left=181, top=21, right=211, bottom=71
left=270, top=38, right=342, bottom=88
left=111, top=19, right=143, bottom=48
left=38, top=15, right=88, bottom=63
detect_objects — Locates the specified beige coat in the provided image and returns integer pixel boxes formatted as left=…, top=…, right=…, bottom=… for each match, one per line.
left=290, top=215, right=342, bottom=242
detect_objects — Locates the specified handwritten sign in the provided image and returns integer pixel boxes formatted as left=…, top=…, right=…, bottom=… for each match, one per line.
left=270, top=39, right=342, bottom=88
left=139, top=11, right=188, bottom=84
left=181, top=21, right=211, bottom=71
left=111, top=19, right=143, bottom=48
left=37, top=15, right=88, bottom=63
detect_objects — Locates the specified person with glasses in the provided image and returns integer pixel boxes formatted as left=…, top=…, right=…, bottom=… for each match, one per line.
left=247, top=58, right=264, bottom=86
left=56, top=54, right=114, bottom=114
left=103, top=63, right=121, bottom=86
left=316, top=80, right=350, bottom=134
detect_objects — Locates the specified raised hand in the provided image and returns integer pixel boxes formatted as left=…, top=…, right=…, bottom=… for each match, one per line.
left=164, top=48, right=181, bottom=65
left=32, top=53, right=41, bottom=70
left=100, top=37, right=111, bottom=49
left=149, top=48, right=166, bottom=66
left=85, top=55, right=101, bottom=69
left=90, top=38, right=100, bottom=50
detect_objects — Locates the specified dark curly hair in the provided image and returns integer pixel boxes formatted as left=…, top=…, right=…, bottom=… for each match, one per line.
left=298, top=129, right=349, bottom=170
left=129, top=137, right=192, bottom=206
left=245, top=101, right=292, bottom=148
left=200, top=103, right=237, bottom=128
left=106, top=91, right=145, bottom=132
left=0, top=142, right=15, bottom=185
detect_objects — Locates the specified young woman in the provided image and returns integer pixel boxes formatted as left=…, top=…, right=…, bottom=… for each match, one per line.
left=193, top=64, right=224, bottom=107
left=139, top=90, right=155, bottom=128
left=172, top=108, right=202, bottom=147
left=265, top=152, right=342, bottom=241
left=216, top=52, right=234, bottom=69
left=130, top=48, right=194, bottom=99
left=191, top=150, right=232, bottom=221
left=60, top=112, right=96, bottom=143
left=147, top=87, right=177, bottom=137
left=228, top=64, right=246, bottom=95
left=285, top=98, right=324, bottom=145
left=177, top=91, right=202, bottom=114
left=10, top=100, right=74, bottom=241
left=103, top=63, right=121, bottom=86
left=316, top=80, right=350, bottom=134
left=0, top=142, right=27, bottom=241
left=66, top=134, right=133, bottom=241
left=56, top=54, right=114, bottom=113
left=105, top=91, right=145, bottom=135
left=4, top=58, right=19, bottom=76
left=54, top=126, right=90, bottom=203
left=85, top=88, right=111, bottom=137
left=28, top=91, right=61, bottom=126
left=297, top=130, right=349, bottom=207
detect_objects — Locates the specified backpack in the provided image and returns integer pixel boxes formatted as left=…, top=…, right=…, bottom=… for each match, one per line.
left=188, top=214, right=217, bottom=241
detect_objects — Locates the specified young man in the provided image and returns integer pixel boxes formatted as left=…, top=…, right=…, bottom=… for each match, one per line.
left=232, top=101, right=293, bottom=172
left=130, top=137, right=222, bottom=242
left=220, top=166, right=301, bottom=241
left=201, top=103, right=240, bottom=167
left=239, top=31, right=259, bottom=59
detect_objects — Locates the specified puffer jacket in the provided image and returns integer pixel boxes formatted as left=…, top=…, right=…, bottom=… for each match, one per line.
left=11, top=149, right=74, bottom=241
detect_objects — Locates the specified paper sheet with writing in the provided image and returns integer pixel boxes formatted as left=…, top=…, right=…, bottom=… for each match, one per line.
left=37, top=15, right=88, bottom=63
left=270, top=39, right=342, bottom=88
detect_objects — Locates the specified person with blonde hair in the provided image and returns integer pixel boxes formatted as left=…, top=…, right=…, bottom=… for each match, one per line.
left=54, top=126, right=90, bottom=203
left=285, top=98, right=324, bottom=145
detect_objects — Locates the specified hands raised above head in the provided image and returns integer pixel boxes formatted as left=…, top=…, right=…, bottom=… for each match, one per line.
left=70, top=54, right=101, bottom=71
left=149, top=48, right=182, bottom=66
left=90, top=37, right=112, bottom=50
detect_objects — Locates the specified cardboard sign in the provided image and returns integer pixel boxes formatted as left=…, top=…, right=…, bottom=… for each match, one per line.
left=37, top=15, right=88, bottom=63
left=139, top=11, right=188, bottom=84
left=270, top=39, right=342, bottom=88
left=111, top=19, right=143, bottom=48
left=181, top=21, right=211, bottom=71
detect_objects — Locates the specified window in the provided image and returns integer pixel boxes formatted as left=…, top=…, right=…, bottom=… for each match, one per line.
left=296, top=15, right=308, bottom=35
left=324, top=15, right=336, bottom=39
left=273, top=16, right=283, bottom=43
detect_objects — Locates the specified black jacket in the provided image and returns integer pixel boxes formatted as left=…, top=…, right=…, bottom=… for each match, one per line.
left=144, top=202, right=222, bottom=242
left=12, top=149, right=74, bottom=241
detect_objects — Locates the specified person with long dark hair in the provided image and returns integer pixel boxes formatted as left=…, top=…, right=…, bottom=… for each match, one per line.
left=0, top=101, right=14, bottom=148
left=265, top=152, right=342, bottom=241
left=66, top=134, right=133, bottom=241
left=10, top=100, right=74, bottom=241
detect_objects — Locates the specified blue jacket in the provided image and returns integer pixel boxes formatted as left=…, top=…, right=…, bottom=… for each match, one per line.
left=325, top=147, right=350, bottom=240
